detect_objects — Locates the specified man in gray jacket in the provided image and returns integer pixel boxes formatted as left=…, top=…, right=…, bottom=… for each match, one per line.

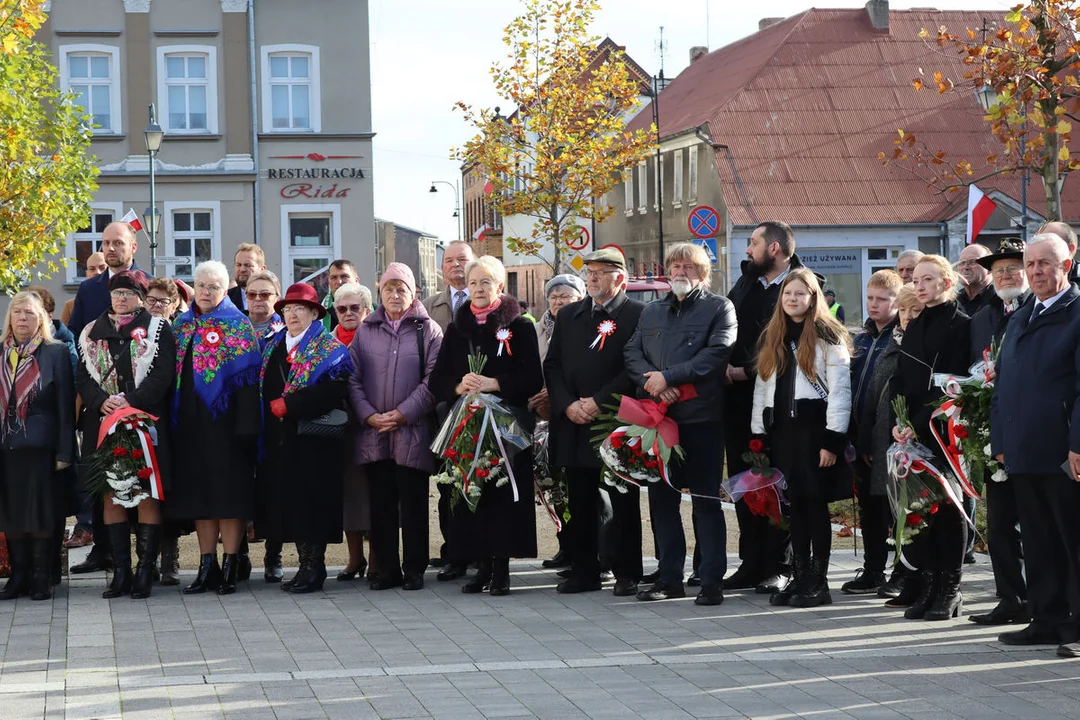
left=624, top=243, right=737, bottom=606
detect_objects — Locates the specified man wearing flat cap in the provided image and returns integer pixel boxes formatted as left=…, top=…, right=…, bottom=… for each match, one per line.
left=544, top=248, right=645, bottom=595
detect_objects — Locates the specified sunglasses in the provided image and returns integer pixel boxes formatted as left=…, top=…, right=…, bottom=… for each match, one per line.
left=246, top=291, right=276, bottom=300
left=335, top=304, right=364, bottom=315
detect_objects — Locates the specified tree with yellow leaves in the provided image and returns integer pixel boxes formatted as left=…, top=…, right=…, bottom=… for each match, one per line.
left=884, top=0, right=1079, bottom=221
left=0, top=0, right=98, bottom=292
left=454, top=0, right=656, bottom=272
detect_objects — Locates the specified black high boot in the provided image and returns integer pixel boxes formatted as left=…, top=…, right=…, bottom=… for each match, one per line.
left=884, top=568, right=922, bottom=608
left=218, top=553, right=239, bottom=595
left=790, top=556, right=833, bottom=608
left=264, top=539, right=283, bottom=583
left=131, top=524, right=162, bottom=599
left=290, top=543, right=327, bottom=594
left=30, top=538, right=53, bottom=601
left=238, top=537, right=252, bottom=582
left=0, top=537, right=29, bottom=600
left=134, top=523, right=160, bottom=583
left=924, top=569, right=963, bottom=620
left=462, top=559, right=492, bottom=594
left=102, top=523, right=133, bottom=599
left=489, top=557, right=510, bottom=596
left=159, top=536, right=181, bottom=586
left=183, top=553, right=221, bottom=594
left=904, top=570, right=939, bottom=619
left=771, top=553, right=808, bottom=606
left=283, top=543, right=306, bottom=591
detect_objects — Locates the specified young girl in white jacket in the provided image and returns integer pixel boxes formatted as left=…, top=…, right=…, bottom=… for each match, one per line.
left=752, top=268, right=852, bottom=608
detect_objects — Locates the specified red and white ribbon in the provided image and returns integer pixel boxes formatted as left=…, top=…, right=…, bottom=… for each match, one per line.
left=589, top=320, right=617, bottom=351
left=495, top=328, right=513, bottom=357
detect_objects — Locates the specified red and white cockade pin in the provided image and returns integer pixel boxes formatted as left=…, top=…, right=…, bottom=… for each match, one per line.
left=269, top=320, right=285, bottom=335
left=130, top=327, right=147, bottom=344
left=203, top=329, right=221, bottom=347
left=589, top=320, right=617, bottom=351
left=495, top=327, right=513, bottom=357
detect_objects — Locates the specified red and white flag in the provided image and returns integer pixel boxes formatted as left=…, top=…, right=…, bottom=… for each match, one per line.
left=483, top=178, right=494, bottom=195
left=966, top=185, right=997, bottom=245
left=120, top=209, right=144, bottom=232
left=472, top=223, right=489, bottom=242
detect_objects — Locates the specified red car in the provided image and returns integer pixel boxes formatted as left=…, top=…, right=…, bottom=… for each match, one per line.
left=626, top=275, right=671, bottom=304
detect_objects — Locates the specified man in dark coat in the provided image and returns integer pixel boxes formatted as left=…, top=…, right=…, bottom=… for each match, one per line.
left=226, top=243, right=266, bottom=315
left=968, top=239, right=1031, bottom=626
left=956, top=243, right=995, bottom=318
left=992, top=234, right=1080, bottom=659
left=625, top=243, right=737, bottom=606
left=545, top=248, right=645, bottom=596
left=724, top=221, right=804, bottom=593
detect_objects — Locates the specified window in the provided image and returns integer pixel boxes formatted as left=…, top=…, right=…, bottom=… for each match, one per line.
left=673, top=149, right=684, bottom=206
left=261, top=44, right=321, bottom=132
left=59, top=45, right=121, bottom=134
left=280, top=204, right=342, bottom=291
left=688, top=145, right=699, bottom=202
left=66, top=204, right=120, bottom=282
left=624, top=172, right=633, bottom=216
left=637, top=161, right=647, bottom=213
left=165, top=202, right=221, bottom=279
left=157, top=46, right=218, bottom=134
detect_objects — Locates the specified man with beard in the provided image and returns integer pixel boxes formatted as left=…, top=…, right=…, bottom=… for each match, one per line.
left=724, top=221, right=804, bottom=594
left=227, top=243, right=266, bottom=314
left=545, top=248, right=645, bottom=596
left=625, top=243, right=737, bottom=605
left=968, top=239, right=1031, bottom=627
left=956, top=243, right=995, bottom=317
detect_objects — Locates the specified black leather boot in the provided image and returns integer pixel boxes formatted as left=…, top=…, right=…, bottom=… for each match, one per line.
left=218, top=553, right=239, bottom=595
left=134, top=523, right=160, bottom=583
left=290, top=543, right=327, bottom=594
left=283, top=543, right=306, bottom=591
left=131, top=524, right=162, bottom=599
left=904, top=570, right=939, bottom=619
left=489, top=557, right=510, bottom=596
left=159, top=536, right=181, bottom=587
left=771, top=553, right=808, bottom=606
left=924, top=569, right=963, bottom=620
left=238, top=537, right=252, bottom=582
left=30, top=538, right=53, bottom=601
left=0, top=537, right=29, bottom=600
left=462, top=559, right=492, bottom=594
left=183, top=553, right=220, bottom=594
left=102, top=523, right=133, bottom=599
left=884, top=568, right=922, bottom=608
left=790, top=556, right=833, bottom=608
left=264, top=539, right=283, bottom=583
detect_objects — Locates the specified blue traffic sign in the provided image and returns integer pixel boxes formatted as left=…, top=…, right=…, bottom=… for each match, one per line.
left=688, top=205, right=719, bottom=238
left=697, top=237, right=718, bottom=265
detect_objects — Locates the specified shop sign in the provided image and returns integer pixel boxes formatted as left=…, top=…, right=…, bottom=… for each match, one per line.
left=799, top=249, right=861, bottom=275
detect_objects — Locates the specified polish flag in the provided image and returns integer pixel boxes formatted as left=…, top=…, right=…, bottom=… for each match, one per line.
left=472, top=223, right=489, bottom=243
left=966, top=185, right=997, bottom=245
left=483, top=178, right=494, bottom=195
left=120, top=209, right=144, bottom=232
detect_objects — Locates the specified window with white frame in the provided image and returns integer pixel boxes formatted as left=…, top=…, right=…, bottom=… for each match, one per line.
left=165, top=202, right=220, bottom=279
left=673, top=149, right=684, bottom=206
left=281, top=204, right=341, bottom=295
left=157, top=46, right=218, bottom=134
left=688, top=145, right=699, bottom=202
left=59, top=45, right=122, bottom=134
left=261, top=44, right=321, bottom=132
left=637, top=160, right=647, bottom=213
left=624, top=172, right=633, bottom=215
left=67, top=204, right=120, bottom=282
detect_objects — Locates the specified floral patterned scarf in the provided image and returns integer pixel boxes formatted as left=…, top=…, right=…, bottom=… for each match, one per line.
left=0, top=332, right=43, bottom=439
left=259, top=320, right=353, bottom=397
left=172, top=296, right=261, bottom=421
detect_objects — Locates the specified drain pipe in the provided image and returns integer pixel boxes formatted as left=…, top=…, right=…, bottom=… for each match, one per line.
left=248, top=0, right=261, bottom=245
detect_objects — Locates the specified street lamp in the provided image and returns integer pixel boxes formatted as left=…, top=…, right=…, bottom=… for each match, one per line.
left=144, top=103, right=164, bottom=274
left=429, top=180, right=462, bottom=240
left=975, top=85, right=1028, bottom=240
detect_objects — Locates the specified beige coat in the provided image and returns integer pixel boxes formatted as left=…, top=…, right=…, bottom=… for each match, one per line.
left=422, top=285, right=465, bottom=332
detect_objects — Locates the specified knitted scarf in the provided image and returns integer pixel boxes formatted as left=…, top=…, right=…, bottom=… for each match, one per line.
left=172, top=297, right=261, bottom=421
left=0, top=332, right=43, bottom=439
left=260, top=320, right=353, bottom=396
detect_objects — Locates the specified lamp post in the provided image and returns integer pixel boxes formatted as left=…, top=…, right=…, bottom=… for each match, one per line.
left=429, top=180, right=462, bottom=240
left=975, top=85, right=1028, bottom=240
left=143, top=104, right=164, bottom=274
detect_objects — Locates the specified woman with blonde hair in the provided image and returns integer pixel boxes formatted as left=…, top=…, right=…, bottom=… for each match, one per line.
left=751, top=268, right=852, bottom=608
left=0, top=292, right=75, bottom=602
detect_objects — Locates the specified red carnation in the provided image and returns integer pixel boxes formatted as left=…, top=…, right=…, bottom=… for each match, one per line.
left=130, top=449, right=144, bottom=460
left=906, top=513, right=923, bottom=526
left=443, top=449, right=458, bottom=460
left=644, top=459, right=658, bottom=468
left=490, top=457, right=501, bottom=466
left=475, top=469, right=490, bottom=479
left=953, top=426, right=969, bottom=440
left=112, top=447, right=128, bottom=458
left=748, top=439, right=765, bottom=453
left=136, top=468, right=153, bottom=480
left=929, top=502, right=940, bottom=514
left=610, top=435, right=624, bottom=449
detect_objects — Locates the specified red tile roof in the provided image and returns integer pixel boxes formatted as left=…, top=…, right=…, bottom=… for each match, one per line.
left=628, top=7, right=1079, bottom=226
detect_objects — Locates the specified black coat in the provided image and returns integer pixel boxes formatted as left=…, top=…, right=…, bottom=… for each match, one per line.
left=67, top=264, right=147, bottom=338
left=76, top=309, right=176, bottom=490
left=969, top=291, right=1030, bottom=365
left=544, top=292, right=644, bottom=469
left=1, top=341, right=75, bottom=462
left=726, top=254, right=808, bottom=372
left=857, top=336, right=901, bottom=495
left=957, top=283, right=995, bottom=319
left=430, top=296, right=542, bottom=559
left=256, top=339, right=350, bottom=544
left=227, top=286, right=249, bottom=316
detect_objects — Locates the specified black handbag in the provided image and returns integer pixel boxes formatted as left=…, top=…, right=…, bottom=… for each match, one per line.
left=297, top=408, right=348, bottom=439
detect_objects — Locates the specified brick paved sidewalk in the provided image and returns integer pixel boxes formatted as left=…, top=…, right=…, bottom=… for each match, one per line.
left=1, top=551, right=1078, bottom=719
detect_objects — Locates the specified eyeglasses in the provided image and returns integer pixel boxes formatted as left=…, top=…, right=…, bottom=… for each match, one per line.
left=195, top=282, right=223, bottom=293
left=145, top=296, right=172, bottom=308
left=582, top=269, right=618, bottom=279
left=956, top=260, right=980, bottom=268
left=281, top=305, right=310, bottom=315
left=246, top=291, right=276, bottom=301
left=335, top=304, right=364, bottom=314
left=110, top=290, right=139, bottom=300
left=548, top=294, right=577, bottom=301
left=991, top=265, right=1024, bottom=279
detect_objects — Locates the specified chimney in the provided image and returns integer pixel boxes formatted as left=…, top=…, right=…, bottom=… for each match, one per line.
left=865, top=0, right=890, bottom=32
left=759, top=17, right=784, bottom=31
left=689, top=46, right=708, bottom=64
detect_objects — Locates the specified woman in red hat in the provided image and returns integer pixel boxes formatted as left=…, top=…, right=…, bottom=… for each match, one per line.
left=255, top=282, right=353, bottom=594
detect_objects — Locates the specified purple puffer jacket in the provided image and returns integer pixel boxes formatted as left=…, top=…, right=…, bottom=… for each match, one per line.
left=347, top=300, right=443, bottom=472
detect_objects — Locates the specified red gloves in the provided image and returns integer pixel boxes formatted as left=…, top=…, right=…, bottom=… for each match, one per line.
left=270, top=398, right=288, bottom=418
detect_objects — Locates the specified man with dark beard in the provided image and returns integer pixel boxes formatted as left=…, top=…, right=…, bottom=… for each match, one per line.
left=724, top=221, right=806, bottom=594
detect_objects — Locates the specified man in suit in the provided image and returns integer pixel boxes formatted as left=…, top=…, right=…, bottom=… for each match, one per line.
left=992, top=233, right=1080, bottom=659
left=545, top=248, right=645, bottom=596
left=61, top=252, right=106, bottom=327
left=227, top=243, right=266, bottom=315
left=423, top=241, right=474, bottom=332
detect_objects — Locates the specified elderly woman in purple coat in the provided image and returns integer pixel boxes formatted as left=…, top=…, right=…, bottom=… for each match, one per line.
left=347, top=263, right=443, bottom=591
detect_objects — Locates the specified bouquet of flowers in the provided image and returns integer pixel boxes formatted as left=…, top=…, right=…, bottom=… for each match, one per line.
left=84, top=407, right=164, bottom=508
left=532, top=420, right=568, bottom=530
left=886, top=396, right=949, bottom=547
left=591, top=386, right=696, bottom=494
left=930, top=346, right=1005, bottom=497
left=430, top=350, right=531, bottom=511
left=721, top=439, right=788, bottom=528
